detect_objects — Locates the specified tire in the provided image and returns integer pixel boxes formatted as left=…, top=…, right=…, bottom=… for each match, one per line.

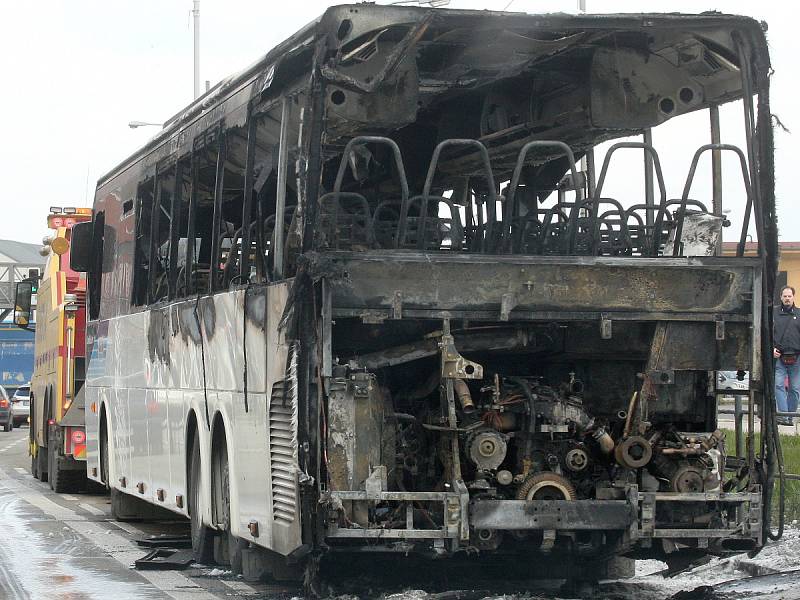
left=580, top=556, right=636, bottom=581
left=36, top=447, right=48, bottom=483
left=48, top=433, right=62, bottom=491
left=31, top=453, right=38, bottom=479
left=3, top=419, right=12, bottom=432
left=47, top=436, right=56, bottom=490
left=220, top=447, right=245, bottom=574
left=210, top=431, right=244, bottom=572
left=189, top=429, right=215, bottom=564
left=47, top=428, right=79, bottom=493
left=604, top=556, right=635, bottom=580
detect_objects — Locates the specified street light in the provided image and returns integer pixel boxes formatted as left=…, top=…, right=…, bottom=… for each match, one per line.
left=128, top=121, right=163, bottom=129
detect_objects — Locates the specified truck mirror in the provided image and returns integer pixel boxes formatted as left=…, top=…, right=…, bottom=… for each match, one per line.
left=70, top=221, right=93, bottom=272
left=14, top=280, right=35, bottom=330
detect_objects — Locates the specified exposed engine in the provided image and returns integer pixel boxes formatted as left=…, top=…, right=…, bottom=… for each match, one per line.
left=326, top=362, right=729, bottom=551
left=395, top=374, right=726, bottom=503
left=456, top=375, right=603, bottom=501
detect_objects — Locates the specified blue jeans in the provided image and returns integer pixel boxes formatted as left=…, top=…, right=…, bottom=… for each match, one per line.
left=775, top=358, right=800, bottom=417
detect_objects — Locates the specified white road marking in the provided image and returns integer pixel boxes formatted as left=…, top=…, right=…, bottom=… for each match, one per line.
left=0, top=469, right=211, bottom=600
left=78, top=502, right=107, bottom=516
left=62, top=494, right=80, bottom=502
left=13, top=468, right=26, bottom=475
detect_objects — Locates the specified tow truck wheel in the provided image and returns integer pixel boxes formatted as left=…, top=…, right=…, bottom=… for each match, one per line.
left=36, top=447, right=48, bottom=482
left=46, top=426, right=79, bottom=493
left=31, top=453, right=38, bottom=479
left=48, top=430, right=65, bottom=492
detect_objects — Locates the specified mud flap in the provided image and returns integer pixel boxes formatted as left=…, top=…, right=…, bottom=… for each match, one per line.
left=134, top=548, right=193, bottom=570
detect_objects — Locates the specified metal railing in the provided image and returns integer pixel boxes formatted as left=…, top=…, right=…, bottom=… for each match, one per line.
left=718, top=396, right=800, bottom=522
left=0, top=262, right=44, bottom=312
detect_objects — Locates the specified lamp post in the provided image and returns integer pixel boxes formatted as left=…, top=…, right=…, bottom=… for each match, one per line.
left=193, top=0, right=200, bottom=99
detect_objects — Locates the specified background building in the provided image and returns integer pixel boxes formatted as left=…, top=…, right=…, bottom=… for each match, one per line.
left=0, top=239, right=43, bottom=392
left=722, top=241, right=800, bottom=299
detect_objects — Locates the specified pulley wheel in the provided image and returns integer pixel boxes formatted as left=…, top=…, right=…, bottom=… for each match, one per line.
left=516, top=472, right=576, bottom=501
left=672, top=466, right=705, bottom=493
left=614, top=436, right=653, bottom=469
left=565, top=448, right=590, bottom=472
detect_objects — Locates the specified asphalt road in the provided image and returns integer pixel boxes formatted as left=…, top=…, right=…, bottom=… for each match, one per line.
left=0, top=425, right=296, bottom=600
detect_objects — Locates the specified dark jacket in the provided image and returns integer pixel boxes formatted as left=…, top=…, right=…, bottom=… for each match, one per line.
left=774, top=305, right=800, bottom=354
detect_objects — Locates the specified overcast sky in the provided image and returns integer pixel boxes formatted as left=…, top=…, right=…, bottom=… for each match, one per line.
left=0, top=0, right=794, bottom=246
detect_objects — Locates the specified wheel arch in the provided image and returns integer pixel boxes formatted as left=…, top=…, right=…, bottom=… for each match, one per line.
left=185, top=409, right=200, bottom=496
left=98, top=400, right=112, bottom=486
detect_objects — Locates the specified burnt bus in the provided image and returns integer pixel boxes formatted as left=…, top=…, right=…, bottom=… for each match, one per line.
left=72, top=4, right=781, bottom=585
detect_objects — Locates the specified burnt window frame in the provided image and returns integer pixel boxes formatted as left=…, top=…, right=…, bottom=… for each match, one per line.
left=147, top=159, right=178, bottom=304
left=166, top=160, right=183, bottom=300
left=181, top=121, right=225, bottom=298
left=131, top=176, right=155, bottom=307
left=251, top=94, right=301, bottom=283
left=208, top=130, right=228, bottom=293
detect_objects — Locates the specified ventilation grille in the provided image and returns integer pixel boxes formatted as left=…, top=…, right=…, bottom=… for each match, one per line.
left=269, top=346, right=299, bottom=524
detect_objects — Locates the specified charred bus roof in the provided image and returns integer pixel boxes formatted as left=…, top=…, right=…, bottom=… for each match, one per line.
left=97, top=5, right=769, bottom=189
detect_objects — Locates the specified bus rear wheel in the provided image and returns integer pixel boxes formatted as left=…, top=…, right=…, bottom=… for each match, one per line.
left=189, top=428, right=214, bottom=564
left=212, top=432, right=245, bottom=573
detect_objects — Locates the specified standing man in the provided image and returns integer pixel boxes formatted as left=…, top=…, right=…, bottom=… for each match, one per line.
left=774, top=285, right=800, bottom=426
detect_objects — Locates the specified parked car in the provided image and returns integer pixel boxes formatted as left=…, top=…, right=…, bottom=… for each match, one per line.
left=0, top=385, right=12, bottom=432
left=718, top=371, right=750, bottom=392
left=11, top=384, right=30, bottom=426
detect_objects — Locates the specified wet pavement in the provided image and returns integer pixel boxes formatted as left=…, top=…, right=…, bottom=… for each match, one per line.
left=0, top=426, right=295, bottom=599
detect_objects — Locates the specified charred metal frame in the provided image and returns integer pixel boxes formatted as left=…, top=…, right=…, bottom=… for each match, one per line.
left=208, top=128, right=227, bottom=293
left=299, top=6, right=778, bottom=563
left=81, top=3, right=780, bottom=576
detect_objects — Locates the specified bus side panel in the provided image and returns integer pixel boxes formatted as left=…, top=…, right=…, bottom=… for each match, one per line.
left=174, top=302, right=205, bottom=391
left=110, top=385, right=132, bottom=490
left=85, top=320, right=104, bottom=482
left=126, top=385, right=151, bottom=493
left=146, top=387, right=171, bottom=504
left=200, top=294, right=242, bottom=393
left=231, top=287, right=272, bottom=546
left=85, top=382, right=101, bottom=482
left=95, top=315, right=136, bottom=491
left=263, top=282, right=302, bottom=556
left=161, top=299, right=206, bottom=514
left=201, top=292, right=244, bottom=538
